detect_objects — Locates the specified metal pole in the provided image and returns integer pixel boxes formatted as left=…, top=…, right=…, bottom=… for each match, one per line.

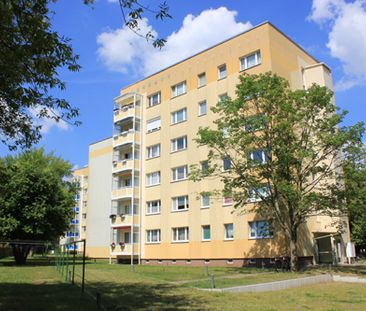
left=205, top=265, right=209, bottom=277
left=81, top=239, right=86, bottom=293
left=210, top=274, right=215, bottom=289
left=65, top=245, right=70, bottom=281
left=72, top=242, right=76, bottom=285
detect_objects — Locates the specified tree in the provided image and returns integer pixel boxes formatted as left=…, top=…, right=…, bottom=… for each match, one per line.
left=343, top=144, right=366, bottom=249
left=0, top=0, right=171, bottom=150
left=190, top=72, right=364, bottom=271
left=0, top=148, right=77, bottom=265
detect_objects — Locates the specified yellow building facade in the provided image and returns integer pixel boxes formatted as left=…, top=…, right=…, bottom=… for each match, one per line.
left=88, top=22, right=349, bottom=266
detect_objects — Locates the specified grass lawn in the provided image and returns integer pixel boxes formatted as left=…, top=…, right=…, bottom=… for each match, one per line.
left=1, top=256, right=366, bottom=310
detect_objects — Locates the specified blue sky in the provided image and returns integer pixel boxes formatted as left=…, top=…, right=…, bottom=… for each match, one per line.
left=2, top=0, right=366, bottom=168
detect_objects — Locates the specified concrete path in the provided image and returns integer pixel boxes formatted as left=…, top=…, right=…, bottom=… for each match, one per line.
left=333, top=275, right=366, bottom=283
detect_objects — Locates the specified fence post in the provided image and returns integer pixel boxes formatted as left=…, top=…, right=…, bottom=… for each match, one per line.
left=210, top=274, right=215, bottom=289
left=72, top=242, right=76, bottom=285
left=81, top=239, right=86, bottom=293
left=205, top=265, right=209, bottom=277
left=65, top=246, right=70, bottom=281
left=96, top=292, right=102, bottom=310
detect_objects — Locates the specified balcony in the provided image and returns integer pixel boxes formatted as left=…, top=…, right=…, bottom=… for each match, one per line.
left=110, top=214, right=139, bottom=227
left=110, top=242, right=136, bottom=255
left=113, top=130, right=140, bottom=148
left=112, top=159, right=139, bottom=174
left=70, top=219, right=79, bottom=225
left=111, top=187, right=139, bottom=200
left=114, top=105, right=141, bottom=123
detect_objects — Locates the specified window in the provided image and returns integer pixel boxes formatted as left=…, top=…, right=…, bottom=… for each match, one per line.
left=82, top=226, right=86, bottom=232
left=198, top=73, right=206, bottom=87
left=219, top=93, right=228, bottom=102
left=146, top=171, right=160, bottom=186
left=146, top=200, right=161, bottom=214
left=171, top=81, right=186, bottom=97
left=82, top=213, right=87, bottom=219
left=146, top=229, right=161, bottom=243
left=202, top=225, right=211, bottom=241
left=223, top=196, right=233, bottom=205
left=223, top=156, right=231, bottom=171
left=148, top=92, right=161, bottom=107
left=198, top=100, right=207, bottom=116
left=124, top=232, right=131, bottom=244
left=201, top=161, right=209, bottom=174
left=249, top=220, right=273, bottom=239
left=146, top=117, right=161, bottom=133
left=172, top=165, right=188, bottom=181
left=244, top=114, right=266, bottom=132
left=225, top=223, right=234, bottom=240
left=171, top=108, right=187, bottom=124
left=172, top=227, right=189, bottom=242
left=218, top=64, right=227, bottom=79
left=248, top=185, right=270, bottom=202
left=147, top=144, right=160, bottom=159
left=240, top=51, right=261, bottom=71
left=171, top=136, right=187, bottom=152
left=172, top=195, right=189, bottom=211
left=249, top=149, right=270, bottom=165
left=201, top=193, right=210, bottom=208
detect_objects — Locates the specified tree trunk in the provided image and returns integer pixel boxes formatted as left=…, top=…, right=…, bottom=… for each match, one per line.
left=290, top=236, right=298, bottom=271
left=12, top=244, right=31, bottom=265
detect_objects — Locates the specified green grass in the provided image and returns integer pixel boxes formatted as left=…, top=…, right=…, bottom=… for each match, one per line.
left=1, top=256, right=366, bottom=310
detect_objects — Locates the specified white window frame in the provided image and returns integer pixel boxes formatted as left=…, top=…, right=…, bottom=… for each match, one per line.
left=202, top=225, right=211, bottom=241
left=248, top=184, right=270, bottom=202
left=146, top=117, right=161, bottom=133
left=171, top=136, right=187, bottom=152
left=201, top=193, right=210, bottom=208
left=172, top=165, right=188, bottom=182
left=172, top=227, right=189, bottom=242
left=171, top=108, right=187, bottom=125
left=223, top=156, right=231, bottom=171
left=224, top=223, right=234, bottom=240
left=147, top=144, right=160, bottom=159
left=249, top=220, right=273, bottom=239
left=146, top=200, right=161, bottom=215
left=146, top=171, right=160, bottom=187
left=240, top=51, right=261, bottom=71
left=223, top=196, right=233, bottom=206
left=198, top=73, right=206, bottom=87
left=218, top=64, right=227, bottom=80
left=172, top=195, right=189, bottom=211
left=148, top=92, right=161, bottom=107
left=249, top=149, right=269, bottom=165
left=171, top=81, right=187, bottom=98
left=198, top=100, right=207, bottom=116
left=146, top=229, right=161, bottom=243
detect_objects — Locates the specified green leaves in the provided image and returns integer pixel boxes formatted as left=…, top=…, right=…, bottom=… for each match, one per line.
left=0, top=148, right=77, bottom=242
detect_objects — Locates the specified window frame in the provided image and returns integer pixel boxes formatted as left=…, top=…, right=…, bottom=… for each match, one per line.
left=146, top=200, right=161, bottom=215
left=148, top=91, right=161, bottom=107
left=171, top=108, right=187, bottom=125
left=146, top=144, right=160, bottom=159
left=171, top=81, right=187, bottom=98
left=240, top=50, right=261, bottom=71
left=202, top=225, right=211, bottom=241
left=172, top=226, right=189, bottom=242
left=146, top=171, right=161, bottom=187
left=172, top=165, right=188, bottom=182
left=198, top=72, right=206, bottom=87
left=248, top=184, right=270, bottom=202
left=171, top=135, right=188, bottom=152
left=248, top=220, right=273, bottom=239
left=201, top=193, right=210, bottom=208
left=223, top=156, right=232, bottom=171
left=198, top=100, right=207, bottom=116
left=146, top=117, right=161, bottom=133
left=218, top=64, right=227, bottom=80
left=224, top=223, right=234, bottom=240
left=172, top=195, right=189, bottom=212
left=146, top=229, right=161, bottom=243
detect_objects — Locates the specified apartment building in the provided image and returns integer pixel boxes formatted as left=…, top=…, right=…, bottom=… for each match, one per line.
left=63, top=166, right=88, bottom=252
left=92, top=21, right=348, bottom=266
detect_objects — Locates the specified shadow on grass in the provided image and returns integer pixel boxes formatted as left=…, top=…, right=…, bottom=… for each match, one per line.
left=85, top=281, right=206, bottom=311
left=0, top=283, right=95, bottom=311
left=0, top=256, right=95, bottom=267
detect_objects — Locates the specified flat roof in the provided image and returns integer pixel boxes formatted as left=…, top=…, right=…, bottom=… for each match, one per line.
left=89, top=136, right=112, bottom=146
left=120, top=21, right=323, bottom=92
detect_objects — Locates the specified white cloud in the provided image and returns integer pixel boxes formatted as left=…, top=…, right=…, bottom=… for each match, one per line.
left=309, top=0, right=366, bottom=90
left=29, top=107, right=69, bottom=134
left=96, top=7, right=252, bottom=76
